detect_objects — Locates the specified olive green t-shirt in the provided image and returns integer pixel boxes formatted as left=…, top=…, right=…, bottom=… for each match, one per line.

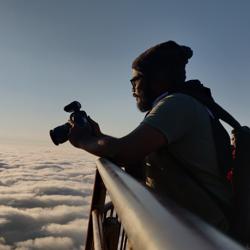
left=142, top=93, right=231, bottom=228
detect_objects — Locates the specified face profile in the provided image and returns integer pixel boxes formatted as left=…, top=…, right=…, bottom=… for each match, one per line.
left=131, top=69, right=153, bottom=112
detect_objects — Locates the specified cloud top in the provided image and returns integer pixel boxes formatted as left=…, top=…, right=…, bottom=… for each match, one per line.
left=0, top=144, right=95, bottom=249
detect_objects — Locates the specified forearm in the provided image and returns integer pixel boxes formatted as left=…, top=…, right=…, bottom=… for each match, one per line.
left=77, top=133, right=143, bottom=166
left=79, top=134, right=145, bottom=180
left=78, top=133, right=119, bottom=159
left=70, top=122, right=166, bottom=166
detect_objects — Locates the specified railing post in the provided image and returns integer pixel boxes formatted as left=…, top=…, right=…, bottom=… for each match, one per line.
left=92, top=209, right=105, bottom=250
left=85, top=169, right=107, bottom=250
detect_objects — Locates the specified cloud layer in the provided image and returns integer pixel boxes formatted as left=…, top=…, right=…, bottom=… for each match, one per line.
left=0, top=143, right=96, bottom=249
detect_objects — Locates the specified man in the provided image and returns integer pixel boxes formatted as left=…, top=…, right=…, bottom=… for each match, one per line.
left=69, top=41, right=232, bottom=232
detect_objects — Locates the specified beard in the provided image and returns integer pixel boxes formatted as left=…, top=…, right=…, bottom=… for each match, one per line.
left=135, top=85, right=154, bottom=112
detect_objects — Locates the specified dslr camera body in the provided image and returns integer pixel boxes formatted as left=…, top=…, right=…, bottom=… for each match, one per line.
left=50, top=101, right=89, bottom=145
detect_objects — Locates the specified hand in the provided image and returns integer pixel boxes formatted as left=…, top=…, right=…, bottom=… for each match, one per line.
left=87, top=116, right=102, bottom=136
left=68, top=124, right=92, bottom=149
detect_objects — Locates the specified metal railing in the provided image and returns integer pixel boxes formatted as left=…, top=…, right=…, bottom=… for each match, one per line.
left=85, top=158, right=244, bottom=250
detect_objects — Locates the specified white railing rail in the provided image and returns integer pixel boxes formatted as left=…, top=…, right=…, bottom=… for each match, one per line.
left=85, top=158, right=244, bottom=250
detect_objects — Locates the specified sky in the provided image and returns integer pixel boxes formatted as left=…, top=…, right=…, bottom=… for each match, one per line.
left=0, top=0, right=249, bottom=145
left=0, top=1, right=249, bottom=249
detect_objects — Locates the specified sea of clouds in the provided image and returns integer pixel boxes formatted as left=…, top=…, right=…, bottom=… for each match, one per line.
left=0, top=142, right=96, bottom=250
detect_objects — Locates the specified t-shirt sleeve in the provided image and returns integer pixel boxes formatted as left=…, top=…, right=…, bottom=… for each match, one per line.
left=142, top=94, right=196, bottom=144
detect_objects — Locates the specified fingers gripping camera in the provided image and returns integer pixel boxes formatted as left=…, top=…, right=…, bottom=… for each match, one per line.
left=50, top=101, right=90, bottom=145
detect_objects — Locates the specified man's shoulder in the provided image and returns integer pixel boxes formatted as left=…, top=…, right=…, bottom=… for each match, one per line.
left=161, top=92, right=200, bottom=105
left=143, top=91, right=210, bottom=145
left=154, top=92, right=204, bottom=113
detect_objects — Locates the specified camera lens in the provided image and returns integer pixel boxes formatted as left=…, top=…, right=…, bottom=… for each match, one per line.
left=50, top=123, right=72, bottom=145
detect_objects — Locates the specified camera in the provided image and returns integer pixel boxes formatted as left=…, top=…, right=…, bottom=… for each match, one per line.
left=50, top=101, right=88, bottom=146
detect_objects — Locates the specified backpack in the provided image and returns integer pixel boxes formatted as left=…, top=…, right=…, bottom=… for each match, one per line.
left=231, top=126, right=250, bottom=245
left=210, top=107, right=250, bottom=245
left=171, top=80, right=250, bottom=245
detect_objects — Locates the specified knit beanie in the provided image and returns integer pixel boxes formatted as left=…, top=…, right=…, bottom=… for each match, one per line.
left=132, top=41, right=193, bottom=76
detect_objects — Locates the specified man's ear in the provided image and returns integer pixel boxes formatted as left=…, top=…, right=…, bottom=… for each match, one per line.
left=152, top=67, right=170, bottom=82
left=152, top=69, right=171, bottom=89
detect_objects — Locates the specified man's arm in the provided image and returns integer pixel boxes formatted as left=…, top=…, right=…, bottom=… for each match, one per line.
left=69, top=122, right=167, bottom=165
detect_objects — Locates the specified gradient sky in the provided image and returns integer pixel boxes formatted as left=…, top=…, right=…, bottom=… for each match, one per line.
left=0, top=0, right=249, bottom=145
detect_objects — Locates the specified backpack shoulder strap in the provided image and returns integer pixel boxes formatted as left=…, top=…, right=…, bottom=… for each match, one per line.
left=208, top=102, right=241, bottom=129
left=169, top=80, right=241, bottom=129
